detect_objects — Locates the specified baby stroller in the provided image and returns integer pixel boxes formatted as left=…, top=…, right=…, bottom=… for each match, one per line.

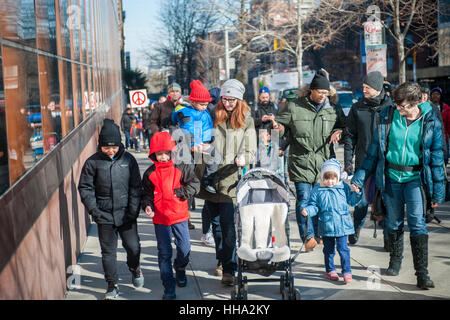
left=232, top=167, right=301, bottom=300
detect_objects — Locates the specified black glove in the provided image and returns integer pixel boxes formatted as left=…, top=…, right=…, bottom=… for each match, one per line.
left=174, top=188, right=187, bottom=200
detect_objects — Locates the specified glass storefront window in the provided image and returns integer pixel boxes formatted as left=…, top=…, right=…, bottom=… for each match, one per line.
left=37, top=55, right=62, bottom=153
left=1, top=46, right=41, bottom=184
left=35, top=0, right=57, bottom=55
left=0, top=53, right=9, bottom=195
left=0, top=0, right=37, bottom=48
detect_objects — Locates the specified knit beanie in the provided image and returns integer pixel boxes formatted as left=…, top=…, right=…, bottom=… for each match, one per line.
left=320, top=158, right=343, bottom=181
left=167, top=82, right=182, bottom=93
left=99, top=119, right=121, bottom=147
left=363, top=71, right=384, bottom=91
left=259, top=86, right=270, bottom=94
left=310, top=69, right=330, bottom=91
left=189, top=80, right=212, bottom=102
left=430, top=87, right=442, bottom=96
left=220, top=79, right=245, bottom=100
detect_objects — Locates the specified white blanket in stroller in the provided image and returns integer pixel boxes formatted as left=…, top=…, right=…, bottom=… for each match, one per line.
left=237, top=203, right=290, bottom=263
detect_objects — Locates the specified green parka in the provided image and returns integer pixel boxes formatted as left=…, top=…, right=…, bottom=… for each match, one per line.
left=276, top=96, right=346, bottom=184
left=195, top=113, right=257, bottom=203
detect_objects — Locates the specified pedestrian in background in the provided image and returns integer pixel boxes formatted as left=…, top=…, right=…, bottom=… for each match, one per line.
left=149, top=83, right=182, bottom=134
left=142, top=131, right=200, bottom=300
left=78, top=119, right=143, bottom=300
left=351, top=82, right=445, bottom=289
left=121, top=104, right=136, bottom=149
left=253, top=86, right=279, bottom=132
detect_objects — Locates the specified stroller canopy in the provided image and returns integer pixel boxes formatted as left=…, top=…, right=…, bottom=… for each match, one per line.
left=236, top=168, right=289, bottom=207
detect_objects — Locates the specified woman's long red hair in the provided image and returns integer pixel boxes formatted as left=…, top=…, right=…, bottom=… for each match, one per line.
left=214, top=99, right=249, bottom=129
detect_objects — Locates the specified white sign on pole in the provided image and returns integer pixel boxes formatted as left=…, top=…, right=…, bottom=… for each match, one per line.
left=364, top=21, right=383, bottom=46
left=366, top=44, right=387, bottom=77
left=129, top=89, right=149, bottom=108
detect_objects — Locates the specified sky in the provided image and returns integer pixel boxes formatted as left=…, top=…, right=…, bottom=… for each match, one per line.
left=123, top=0, right=163, bottom=71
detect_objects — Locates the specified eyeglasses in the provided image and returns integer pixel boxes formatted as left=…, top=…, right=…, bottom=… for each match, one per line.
left=222, top=97, right=237, bottom=104
left=395, top=103, right=411, bottom=110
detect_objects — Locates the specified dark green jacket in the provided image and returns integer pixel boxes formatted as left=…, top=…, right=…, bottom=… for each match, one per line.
left=276, top=96, right=346, bottom=184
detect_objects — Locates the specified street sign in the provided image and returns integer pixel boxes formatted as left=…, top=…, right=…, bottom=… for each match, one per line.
left=129, top=89, right=149, bottom=108
left=364, top=21, right=383, bottom=46
left=366, top=44, right=387, bottom=77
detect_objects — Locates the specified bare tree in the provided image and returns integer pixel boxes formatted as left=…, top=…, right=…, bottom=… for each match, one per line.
left=144, top=0, right=218, bottom=91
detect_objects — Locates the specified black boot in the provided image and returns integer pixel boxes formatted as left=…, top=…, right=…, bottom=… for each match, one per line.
left=410, top=234, right=435, bottom=289
left=385, top=231, right=403, bottom=276
left=349, top=228, right=360, bottom=245
left=383, top=238, right=390, bottom=252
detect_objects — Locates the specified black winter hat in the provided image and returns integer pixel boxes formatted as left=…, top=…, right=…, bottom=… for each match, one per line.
left=310, top=70, right=330, bottom=91
left=99, top=119, right=121, bottom=147
left=363, top=71, right=384, bottom=91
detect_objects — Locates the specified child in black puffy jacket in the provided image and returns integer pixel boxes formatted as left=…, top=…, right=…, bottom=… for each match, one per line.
left=78, top=119, right=143, bottom=300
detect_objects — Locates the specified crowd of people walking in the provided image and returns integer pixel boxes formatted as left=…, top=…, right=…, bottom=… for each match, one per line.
left=78, top=70, right=448, bottom=299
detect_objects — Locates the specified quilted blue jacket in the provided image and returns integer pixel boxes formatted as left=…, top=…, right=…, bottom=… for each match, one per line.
left=351, top=103, right=445, bottom=203
left=171, top=103, right=213, bottom=146
left=304, top=182, right=362, bottom=237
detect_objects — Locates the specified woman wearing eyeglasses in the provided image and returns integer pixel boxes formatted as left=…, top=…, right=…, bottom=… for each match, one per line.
left=351, top=82, right=445, bottom=289
left=196, top=79, right=257, bottom=286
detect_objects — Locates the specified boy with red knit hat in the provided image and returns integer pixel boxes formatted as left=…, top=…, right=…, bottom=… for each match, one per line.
left=141, top=131, right=200, bottom=299
left=172, top=80, right=221, bottom=193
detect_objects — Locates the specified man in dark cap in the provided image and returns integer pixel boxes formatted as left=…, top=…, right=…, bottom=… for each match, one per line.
left=272, top=69, right=346, bottom=251
left=344, top=71, right=392, bottom=248
left=78, top=119, right=144, bottom=299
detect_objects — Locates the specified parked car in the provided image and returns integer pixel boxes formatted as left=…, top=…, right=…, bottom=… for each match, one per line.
left=277, top=88, right=298, bottom=104
left=336, top=91, right=357, bottom=116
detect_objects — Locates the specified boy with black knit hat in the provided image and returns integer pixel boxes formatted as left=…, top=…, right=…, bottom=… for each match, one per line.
left=78, top=119, right=144, bottom=300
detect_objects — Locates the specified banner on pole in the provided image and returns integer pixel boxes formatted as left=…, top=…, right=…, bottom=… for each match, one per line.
left=366, top=45, right=387, bottom=77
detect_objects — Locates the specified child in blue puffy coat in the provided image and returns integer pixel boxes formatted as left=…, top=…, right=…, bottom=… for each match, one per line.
left=302, top=159, right=362, bottom=283
left=172, top=80, right=220, bottom=193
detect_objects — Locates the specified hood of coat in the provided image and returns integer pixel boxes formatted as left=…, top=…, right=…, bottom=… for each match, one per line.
left=148, top=131, right=176, bottom=161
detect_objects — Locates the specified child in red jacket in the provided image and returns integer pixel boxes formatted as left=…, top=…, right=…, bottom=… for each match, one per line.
left=141, top=131, right=200, bottom=299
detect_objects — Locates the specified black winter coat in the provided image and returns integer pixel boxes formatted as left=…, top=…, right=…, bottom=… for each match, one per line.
left=78, top=145, right=142, bottom=226
left=253, top=101, right=279, bottom=130
left=121, top=112, right=136, bottom=133
left=344, top=91, right=392, bottom=174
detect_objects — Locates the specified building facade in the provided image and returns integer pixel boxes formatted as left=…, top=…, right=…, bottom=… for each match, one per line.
left=0, top=0, right=124, bottom=299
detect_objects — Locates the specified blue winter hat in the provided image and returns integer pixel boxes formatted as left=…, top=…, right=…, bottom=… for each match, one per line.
left=430, top=87, right=442, bottom=96
left=321, top=158, right=343, bottom=181
left=259, top=86, right=270, bottom=94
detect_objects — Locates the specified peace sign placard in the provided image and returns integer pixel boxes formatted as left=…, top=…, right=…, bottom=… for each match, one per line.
left=129, top=89, right=149, bottom=108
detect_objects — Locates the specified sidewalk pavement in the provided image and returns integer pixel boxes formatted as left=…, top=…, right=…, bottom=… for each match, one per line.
left=65, top=146, right=450, bottom=300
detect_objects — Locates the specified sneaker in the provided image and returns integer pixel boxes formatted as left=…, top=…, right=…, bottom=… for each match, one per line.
left=175, top=268, right=187, bottom=287
left=215, top=264, right=223, bottom=276
left=130, top=267, right=144, bottom=288
left=305, top=237, right=317, bottom=251
left=221, top=273, right=234, bottom=286
left=188, top=221, right=195, bottom=230
left=203, top=184, right=217, bottom=194
left=343, top=273, right=352, bottom=284
left=104, top=283, right=119, bottom=300
left=201, top=232, right=215, bottom=247
left=326, top=271, right=339, bottom=281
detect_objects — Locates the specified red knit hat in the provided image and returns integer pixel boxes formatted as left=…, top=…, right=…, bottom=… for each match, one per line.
left=189, top=80, right=212, bottom=102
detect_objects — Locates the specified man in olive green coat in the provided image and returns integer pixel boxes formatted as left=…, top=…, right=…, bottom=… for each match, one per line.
left=273, top=70, right=346, bottom=251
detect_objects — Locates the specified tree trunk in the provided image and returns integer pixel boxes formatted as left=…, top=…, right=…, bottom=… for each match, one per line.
left=297, top=0, right=303, bottom=89
left=240, top=0, right=248, bottom=100
left=397, top=38, right=406, bottom=84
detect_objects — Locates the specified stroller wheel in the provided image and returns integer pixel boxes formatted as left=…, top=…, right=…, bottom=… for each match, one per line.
left=293, top=289, right=301, bottom=300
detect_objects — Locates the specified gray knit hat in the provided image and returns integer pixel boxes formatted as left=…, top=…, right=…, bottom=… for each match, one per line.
left=220, top=79, right=245, bottom=100
left=363, top=71, right=384, bottom=91
left=167, top=82, right=182, bottom=92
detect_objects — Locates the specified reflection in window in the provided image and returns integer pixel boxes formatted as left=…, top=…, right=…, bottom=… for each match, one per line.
left=0, top=0, right=37, bottom=48
left=35, top=0, right=57, bottom=55
left=38, top=55, right=62, bottom=153
left=0, top=54, right=9, bottom=195
left=1, top=46, right=41, bottom=184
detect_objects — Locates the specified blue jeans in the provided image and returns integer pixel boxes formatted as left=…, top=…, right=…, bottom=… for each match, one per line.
left=204, top=201, right=236, bottom=275
left=294, top=182, right=318, bottom=241
left=382, top=178, right=427, bottom=236
left=124, top=130, right=131, bottom=149
left=323, top=236, right=351, bottom=274
left=154, top=221, right=191, bottom=291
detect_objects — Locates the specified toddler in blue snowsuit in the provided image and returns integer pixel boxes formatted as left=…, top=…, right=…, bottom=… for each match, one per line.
left=302, top=159, right=362, bottom=283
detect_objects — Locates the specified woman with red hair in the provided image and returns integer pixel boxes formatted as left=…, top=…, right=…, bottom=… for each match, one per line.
left=196, top=79, right=257, bottom=285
